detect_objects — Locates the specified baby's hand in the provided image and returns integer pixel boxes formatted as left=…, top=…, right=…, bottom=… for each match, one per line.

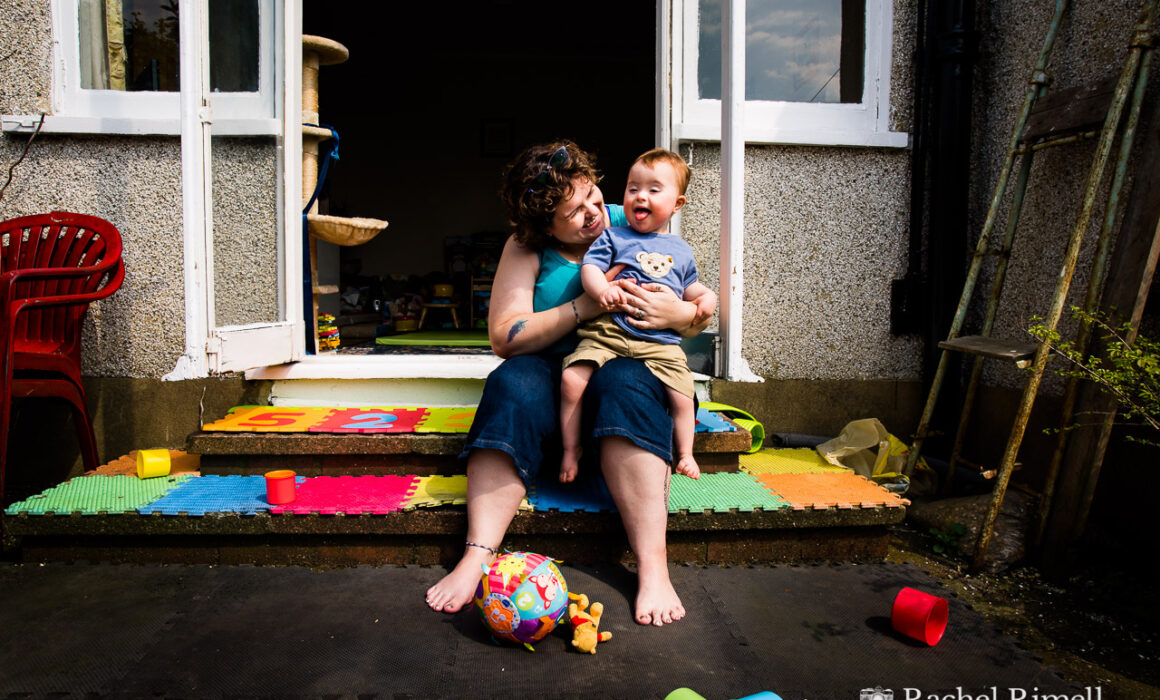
left=597, top=286, right=626, bottom=310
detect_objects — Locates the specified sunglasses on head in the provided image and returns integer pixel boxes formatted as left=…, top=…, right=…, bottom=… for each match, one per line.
left=527, top=146, right=571, bottom=191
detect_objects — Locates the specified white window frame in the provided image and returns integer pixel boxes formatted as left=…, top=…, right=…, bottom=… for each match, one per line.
left=24, top=0, right=279, bottom=136
left=672, top=0, right=907, bottom=148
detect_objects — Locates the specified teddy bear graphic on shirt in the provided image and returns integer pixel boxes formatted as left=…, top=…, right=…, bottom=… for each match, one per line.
left=635, top=251, right=675, bottom=279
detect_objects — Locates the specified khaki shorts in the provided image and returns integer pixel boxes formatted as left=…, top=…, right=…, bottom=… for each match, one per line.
left=564, top=315, right=694, bottom=398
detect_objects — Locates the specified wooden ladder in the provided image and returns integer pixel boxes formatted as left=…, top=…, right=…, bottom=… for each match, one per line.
left=903, top=0, right=1158, bottom=569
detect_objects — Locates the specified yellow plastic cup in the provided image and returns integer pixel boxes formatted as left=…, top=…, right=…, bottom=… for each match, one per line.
left=136, top=449, right=172, bottom=479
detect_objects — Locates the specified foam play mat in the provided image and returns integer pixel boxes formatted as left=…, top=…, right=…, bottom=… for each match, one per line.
left=202, top=405, right=739, bottom=435
left=753, top=471, right=910, bottom=510
left=739, top=447, right=849, bottom=475
left=4, top=474, right=192, bottom=515
left=667, top=472, right=788, bottom=513
left=270, top=475, right=418, bottom=515
left=375, top=329, right=490, bottom=346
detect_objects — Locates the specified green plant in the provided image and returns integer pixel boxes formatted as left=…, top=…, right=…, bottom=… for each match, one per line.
left=1028, top=307, right=1159, bottom=447
left=929, top=522, right=968, bottom=557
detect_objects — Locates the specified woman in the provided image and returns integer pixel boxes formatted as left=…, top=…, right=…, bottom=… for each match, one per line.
left=424, top=141, right=709, bottom=626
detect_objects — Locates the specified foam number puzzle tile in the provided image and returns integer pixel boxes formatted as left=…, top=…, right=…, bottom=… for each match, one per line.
left=5, top=474, right=192, bottom=515
left=666, top=472, right=788, bottom=514
left=404, top=475, right=468, bottom=509
left=271, top=475, right=419, bottom=514
left=414, top=406, right=476, bottom=433
left=307, top=407, right=428, bottom=434
left=694, top=408, right=735, bottom=433
left=754, top=472, right=910, bottom=510
left=202, top=406, right=331, bottom=432
left=739, top=448, right=848, bottom=475
left=139, top=475, right=280, bottom=515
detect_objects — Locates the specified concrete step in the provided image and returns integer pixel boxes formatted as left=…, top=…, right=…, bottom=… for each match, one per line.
left=2, top=505, right=903, bottom=567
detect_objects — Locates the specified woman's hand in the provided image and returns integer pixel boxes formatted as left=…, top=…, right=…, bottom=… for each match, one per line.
left=618, top=281, right=702, bottom=335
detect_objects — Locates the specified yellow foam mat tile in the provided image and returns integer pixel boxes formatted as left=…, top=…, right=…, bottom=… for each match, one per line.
left=739, top=447, right=848, bottom=475
left=755, top=471, right=910, bottom=510
left=405, top=475, right=468, bottom=509
left=414, top=407, right=476, bottom=433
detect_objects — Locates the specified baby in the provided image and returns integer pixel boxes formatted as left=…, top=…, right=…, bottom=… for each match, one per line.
left=559, top=148, right=717, bottom=483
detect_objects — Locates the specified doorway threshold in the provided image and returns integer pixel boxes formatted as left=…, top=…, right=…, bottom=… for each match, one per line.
left=245, top=353, right=503, bottom=381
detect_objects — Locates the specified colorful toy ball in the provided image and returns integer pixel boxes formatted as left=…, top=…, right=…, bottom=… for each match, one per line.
left=474, top=551, right=569, bottom=651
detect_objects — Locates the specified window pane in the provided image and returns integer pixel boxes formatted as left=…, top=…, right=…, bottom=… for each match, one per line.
left=77, top=0, right=259, bottom=93
left=209, top=0, right=260, bottom=93
left=697, top=0, right=864, bottom=104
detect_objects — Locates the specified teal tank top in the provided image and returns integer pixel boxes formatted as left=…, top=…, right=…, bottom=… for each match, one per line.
left=530, top=204, right=624, bottom=353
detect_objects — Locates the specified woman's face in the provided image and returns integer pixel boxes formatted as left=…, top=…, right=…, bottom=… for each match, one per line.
left=547, top=177, right=607, bottom=252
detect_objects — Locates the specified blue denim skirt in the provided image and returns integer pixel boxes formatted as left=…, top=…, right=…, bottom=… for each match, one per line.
left=460, top=354, right=674, bottom=485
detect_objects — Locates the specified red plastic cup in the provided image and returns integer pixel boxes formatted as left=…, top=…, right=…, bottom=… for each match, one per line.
left=891, top=586, right=948, bottom=645
left=265, top=470, right=297, bottom=505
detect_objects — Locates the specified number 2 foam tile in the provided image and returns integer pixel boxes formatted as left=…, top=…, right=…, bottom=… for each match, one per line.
left=413, top=406, right=476, bottom=433
left=201, top=406, right=332, bottom=432
left=694, top=408, right=735, bottom=433
left=307, top=407, right=429, bottom=433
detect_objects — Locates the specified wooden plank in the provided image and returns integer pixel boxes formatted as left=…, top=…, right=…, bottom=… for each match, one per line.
left=938, top=335, right=1038, bottom=366
left=1020, top=77, right=1116, bottom=144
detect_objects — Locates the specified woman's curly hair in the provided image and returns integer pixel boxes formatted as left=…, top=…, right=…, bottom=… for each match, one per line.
left=500, top=140, right=601, bottom=251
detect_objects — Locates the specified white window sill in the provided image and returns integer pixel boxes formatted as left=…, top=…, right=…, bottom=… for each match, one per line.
left=674, top=123, right=910, bottom=148
left=1, top=114, right=281, bottom=136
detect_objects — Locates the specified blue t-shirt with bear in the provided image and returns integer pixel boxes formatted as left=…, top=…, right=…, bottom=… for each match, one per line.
left=582, top=226, right=698, bottom=345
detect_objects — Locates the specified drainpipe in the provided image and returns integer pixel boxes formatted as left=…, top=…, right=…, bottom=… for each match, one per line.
left=894, top=0, right=979, bottom=442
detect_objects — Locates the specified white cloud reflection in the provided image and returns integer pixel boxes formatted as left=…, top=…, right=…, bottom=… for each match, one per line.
left=698, top=0, right=847, bottom=103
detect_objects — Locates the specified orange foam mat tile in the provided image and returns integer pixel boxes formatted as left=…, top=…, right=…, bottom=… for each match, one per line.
left=93, top=450, right=201, bottom=476
left=201, top=406, right=334, bottom=432
left=755, top=471, right=910, bottom=510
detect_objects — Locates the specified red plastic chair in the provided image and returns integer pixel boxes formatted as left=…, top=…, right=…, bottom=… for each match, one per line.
left=0, top=212, right=125, bottom=505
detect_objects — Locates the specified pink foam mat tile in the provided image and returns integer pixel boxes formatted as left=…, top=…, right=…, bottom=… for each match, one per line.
left=270, top=475, right=419, bottom=514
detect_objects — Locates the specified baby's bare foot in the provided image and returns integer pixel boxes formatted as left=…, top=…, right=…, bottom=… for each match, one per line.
left=675, top=455, right=700, bottom=480
left=559, top=449, right=580, bottom=483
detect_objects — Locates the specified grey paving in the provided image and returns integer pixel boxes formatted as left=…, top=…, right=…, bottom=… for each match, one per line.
left=0, top=561, right=1078, bottom=699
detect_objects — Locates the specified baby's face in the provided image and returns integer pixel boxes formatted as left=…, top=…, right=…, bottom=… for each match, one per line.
left=623, top=160, right=686, bottom=234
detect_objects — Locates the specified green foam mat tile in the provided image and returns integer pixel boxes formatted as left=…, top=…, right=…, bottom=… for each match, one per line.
left=666, top=471, right=788, bottom=513
left=5, top=474, right=193, bottom=515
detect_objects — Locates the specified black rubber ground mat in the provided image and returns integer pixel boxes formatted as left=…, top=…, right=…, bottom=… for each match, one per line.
left=0, top=561, right=1082, bottom=699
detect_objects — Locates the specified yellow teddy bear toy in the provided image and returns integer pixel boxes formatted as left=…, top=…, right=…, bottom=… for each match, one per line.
left=568, top=592, right=612, bottom=654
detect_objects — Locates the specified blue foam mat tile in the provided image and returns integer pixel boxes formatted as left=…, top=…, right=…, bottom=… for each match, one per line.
left=527, top=473, right=617, bottom=513
left=694, top=407, right=734, bottom=433
left=140, top=475, right=296, bottom=515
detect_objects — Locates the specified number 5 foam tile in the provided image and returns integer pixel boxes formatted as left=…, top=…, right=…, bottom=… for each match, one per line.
left=414, top=406, right=476, bottom=433
left=307, top=407, right=428, bottom=433
left=270, top=475, right=419, bottom=514
left=201, top=406, right=332, bottom=432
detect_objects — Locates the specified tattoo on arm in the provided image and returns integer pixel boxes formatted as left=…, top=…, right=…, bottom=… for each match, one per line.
left=507, top=319, right=527, bottom=343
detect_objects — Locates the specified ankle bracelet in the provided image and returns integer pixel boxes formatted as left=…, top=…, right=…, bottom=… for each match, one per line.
left=465, top=540, right=499, bottom=554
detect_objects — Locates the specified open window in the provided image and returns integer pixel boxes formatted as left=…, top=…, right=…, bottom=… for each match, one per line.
left=45, top=0, right=277, bottom=135
left=673, top=0, right=907, bottom=147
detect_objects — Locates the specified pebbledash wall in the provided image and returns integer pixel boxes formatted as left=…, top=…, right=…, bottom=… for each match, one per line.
left=0, top=0, right=1154, bottom=495
left=0, top=0, right=275, bottom=498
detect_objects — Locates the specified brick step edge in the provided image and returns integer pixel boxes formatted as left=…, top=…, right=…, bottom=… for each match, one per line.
left=2, top=507, right=899, bottom=566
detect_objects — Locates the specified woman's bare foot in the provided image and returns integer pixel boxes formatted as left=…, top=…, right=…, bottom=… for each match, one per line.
left=426, top=546, right=492, bottom=613
left=634, top=567, right=686, bottom=626
left=674, top=454, right=700, bottom=480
